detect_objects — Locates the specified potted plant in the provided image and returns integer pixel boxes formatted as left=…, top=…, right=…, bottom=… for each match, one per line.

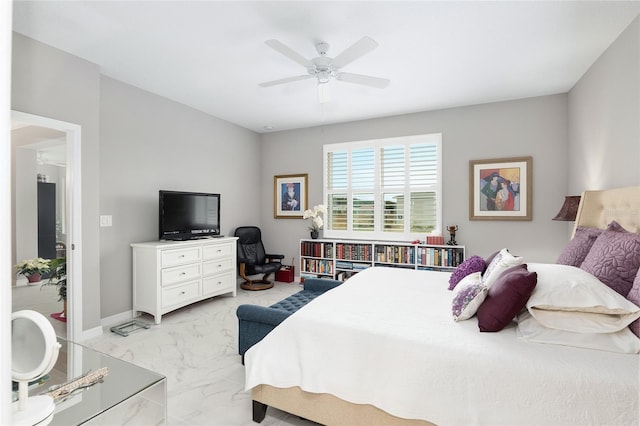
left=43, top=257, right=67, bottom=321
left=303, top=204, right=326, bottom=239
left=15, top=257, right=51, bottom=284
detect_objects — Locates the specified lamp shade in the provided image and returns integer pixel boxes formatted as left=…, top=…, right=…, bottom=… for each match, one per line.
left=552, top=196, right=581, bottom=221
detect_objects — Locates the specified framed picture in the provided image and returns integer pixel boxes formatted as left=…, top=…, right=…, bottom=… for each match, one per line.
left=274, top=174, right=308, bottom=218
left=469, top=156, right=532, bottom=221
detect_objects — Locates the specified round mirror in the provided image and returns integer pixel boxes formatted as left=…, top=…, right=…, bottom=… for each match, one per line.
left=12, top=310, right=61, bottom=426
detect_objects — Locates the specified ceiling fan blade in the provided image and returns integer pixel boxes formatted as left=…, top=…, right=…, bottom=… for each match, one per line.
left=259, top=75, right=313, bottom=87
left=265, top=39, right=313, bottom=68
left=336, top=72, right=390, bottom=89
left=331, top=36, right=379, bottom=69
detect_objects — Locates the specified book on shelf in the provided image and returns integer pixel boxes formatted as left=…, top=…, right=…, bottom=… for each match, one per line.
left=352, top=263, right=370, bottom=271
left=416, top=246, right=463, bottom=267
left=301, top=241, right=334, bottom=258
left=301, top=258, right=333, bottom=275
left=335, top=260, right=353, bottom=270
left=336, top=243, right=371, bottom=261
left=374, top=244, right=414, bottom=264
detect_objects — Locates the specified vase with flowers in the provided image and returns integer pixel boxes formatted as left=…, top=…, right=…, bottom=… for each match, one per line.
left=15, top=257, right=51, bottom=284
left=303, top=204, right=326, bottom=239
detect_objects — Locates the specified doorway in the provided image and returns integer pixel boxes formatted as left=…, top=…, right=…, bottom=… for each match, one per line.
left=11, top=111, right=83, bottom=341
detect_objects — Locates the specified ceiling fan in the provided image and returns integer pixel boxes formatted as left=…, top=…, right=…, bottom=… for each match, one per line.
left=259, top=36, right=390, bottom=103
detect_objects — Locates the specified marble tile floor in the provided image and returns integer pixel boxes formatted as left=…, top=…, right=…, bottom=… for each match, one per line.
left=83, top=280, right=316, bottom=426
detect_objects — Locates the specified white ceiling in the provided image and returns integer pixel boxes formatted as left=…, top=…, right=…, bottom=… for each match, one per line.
left=12, top=1, right=640, bottom=133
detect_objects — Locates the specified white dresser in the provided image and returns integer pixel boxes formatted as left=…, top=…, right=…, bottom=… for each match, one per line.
left=131, top=237, right=238, bottom=324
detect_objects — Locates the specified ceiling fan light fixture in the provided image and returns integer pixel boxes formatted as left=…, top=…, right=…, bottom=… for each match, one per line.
left=318, top=82, right=331, bottom=104
left=316, top=70, right=331, bottom=84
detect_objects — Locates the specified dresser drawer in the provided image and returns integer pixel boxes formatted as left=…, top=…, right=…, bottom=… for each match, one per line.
left=161, top=247, right=201, bottom=268
left=203, top=243, right=234, bottom=260
left=202, top=271, right=234, bottom=296
left=161, top=264, right=201, bottom=286
left=161, top=281, right=200, bottom=308
left=202, top=258, right=233, bottom=276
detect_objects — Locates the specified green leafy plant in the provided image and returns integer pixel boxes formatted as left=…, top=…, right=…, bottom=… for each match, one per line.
left=15, top=257, right=51, bottom=277
left=43, top=257, right=66, bottom=301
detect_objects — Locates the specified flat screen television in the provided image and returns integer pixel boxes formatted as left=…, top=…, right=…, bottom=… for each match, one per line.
left=159, top=190, right=221, bottom=240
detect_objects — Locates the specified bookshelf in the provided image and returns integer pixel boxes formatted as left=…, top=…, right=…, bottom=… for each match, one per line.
left=300, top=238, right=465, bottom=281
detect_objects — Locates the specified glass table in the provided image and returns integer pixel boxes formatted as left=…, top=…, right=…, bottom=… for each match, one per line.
left=19, top=339, right=166, bottom=425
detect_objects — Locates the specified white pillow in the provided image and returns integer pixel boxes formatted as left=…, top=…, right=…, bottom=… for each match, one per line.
left=517, top=311, right=640, bottom=354
left=452, top=272, right=487, bottom=322
left=455, top=271, right=482, bottom=289
left=526, top=263, right=640, bottom=333
left=481, top=248, right=524, bottom=289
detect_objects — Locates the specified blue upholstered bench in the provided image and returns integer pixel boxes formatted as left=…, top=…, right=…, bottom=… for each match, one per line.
left=237, top=278, right=342, bottom=359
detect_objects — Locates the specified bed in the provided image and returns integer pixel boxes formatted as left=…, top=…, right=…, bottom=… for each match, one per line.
left=244, top=186, right=640, bottom=425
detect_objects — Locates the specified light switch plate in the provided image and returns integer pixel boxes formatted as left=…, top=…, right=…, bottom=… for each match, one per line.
left=100, top=215, right=112, bottom=227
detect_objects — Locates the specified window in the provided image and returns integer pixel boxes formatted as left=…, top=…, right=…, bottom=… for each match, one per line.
left=323, top=134, right=442, bottom=241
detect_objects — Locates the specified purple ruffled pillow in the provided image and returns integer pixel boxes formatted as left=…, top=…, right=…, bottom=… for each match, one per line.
left=626, top=269, right=640, bottom=338
left=477, top=264, right=537, bottom=332
left=580, top=222, right=640, bottom=297
left=556, top=226, right=603, bottom=267
left=448, top=255, right=486, bottom=290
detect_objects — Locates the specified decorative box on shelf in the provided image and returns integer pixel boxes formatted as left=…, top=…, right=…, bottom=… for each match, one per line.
left=276, top=265, right=295, bottom=283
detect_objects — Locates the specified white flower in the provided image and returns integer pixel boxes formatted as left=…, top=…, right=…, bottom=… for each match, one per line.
left=312, top=216, right=323, bottom=229
left=304, top=204, right=326, bottom=231
left=15, top=257, right=51, bottom=276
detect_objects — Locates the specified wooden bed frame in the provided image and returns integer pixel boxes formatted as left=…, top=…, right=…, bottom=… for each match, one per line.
left=251, top=186, right=640, bottom=425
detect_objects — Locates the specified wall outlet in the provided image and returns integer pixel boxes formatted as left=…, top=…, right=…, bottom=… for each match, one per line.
left=100, top=215, right=112, bottom=227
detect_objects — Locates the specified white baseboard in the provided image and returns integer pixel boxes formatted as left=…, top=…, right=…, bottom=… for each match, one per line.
left=75, top=311, right=137, bottom=342
left=77, top=325, right=103, bottom=342
left=101, top=310, right=135, bottom=328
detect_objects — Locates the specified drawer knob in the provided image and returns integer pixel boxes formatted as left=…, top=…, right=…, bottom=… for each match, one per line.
left=180, top=272, right=186, bottom=276
left=179, top=254, right=185, bottom=258
left=180, top=291, right=185, bottom=295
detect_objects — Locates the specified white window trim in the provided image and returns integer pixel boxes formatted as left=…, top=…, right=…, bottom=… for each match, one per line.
left=323, top=133, right=442, bottom=242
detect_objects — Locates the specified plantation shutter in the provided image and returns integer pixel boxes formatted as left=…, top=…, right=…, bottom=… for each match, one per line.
left=324, top=134, right=441, bottom=240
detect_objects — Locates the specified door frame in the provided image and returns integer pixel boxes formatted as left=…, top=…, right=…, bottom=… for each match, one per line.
left=11, top=110, right=83, bottom=342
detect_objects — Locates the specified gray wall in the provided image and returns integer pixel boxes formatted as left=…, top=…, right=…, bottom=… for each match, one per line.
left=568, top=15, right=640, bottom=192
left=12, top=33, right=262, bottom=325
left=12, top=146, right=38, bottom=269
left=99, top=77, right=261, bottom=318
left=10, top=13, right=639, bottom=324
left=12, top=32, right=102, bottom=330
left=260, top=94, right=570, bottom=266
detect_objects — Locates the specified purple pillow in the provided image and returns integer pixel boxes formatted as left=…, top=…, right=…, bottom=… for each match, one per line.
left=607, top=220, right=627, bottom=232
left=580, top=223, right=640, bottom=297
left=556, top=226, right=603, bottom=267
left=448, top=255, right=486, bottom=290
left=477, top=264, right=537, bottom=332
left=484, top=250, right=500, bottom=269
left=626, top=270, right=640, bottom=337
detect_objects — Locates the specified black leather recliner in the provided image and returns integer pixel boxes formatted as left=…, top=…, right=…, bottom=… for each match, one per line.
left=234, top=226, right=284, bottom=291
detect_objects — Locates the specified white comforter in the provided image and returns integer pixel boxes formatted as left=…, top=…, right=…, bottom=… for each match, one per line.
left=245, top=267, right=639, bottom=426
